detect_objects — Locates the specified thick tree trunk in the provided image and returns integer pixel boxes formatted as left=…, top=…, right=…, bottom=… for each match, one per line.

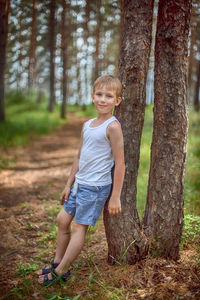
left=28, top=0, right=37, bottom=89
left=143, top=0, right=192, bottom=260
left=194, top=58, right=200, bottom=111
left=104, top=0, right=154, bottom=265
left=61, top=0, right=67, bottom=119
left=48, top=0, right=56, bottom=112
left=0, top=0, right=10, bottom=122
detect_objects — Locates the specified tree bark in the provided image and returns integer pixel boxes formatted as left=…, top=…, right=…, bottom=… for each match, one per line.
left=143, top=0, right=192, bottom=260
left=0, top=0, right=10, bottom=122
left=104, top=0, right=154, bottom=265
left=28, top=0, right=37, bottom=89
left=48, top=0, right=56, bottom=112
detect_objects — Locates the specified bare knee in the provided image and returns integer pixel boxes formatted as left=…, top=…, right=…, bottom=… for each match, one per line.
left=72, top=222, right=88, bottom=234
left=56, top=209, right=72, bottom=231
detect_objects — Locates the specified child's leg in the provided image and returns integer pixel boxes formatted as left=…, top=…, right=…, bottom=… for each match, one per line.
left=38, top=222, right=88, bottom=282
left=37, top=208, right=73, bottom=276
left=54, top=208, right=74, bottom=263
left=55, top=222, right=88, bottom=274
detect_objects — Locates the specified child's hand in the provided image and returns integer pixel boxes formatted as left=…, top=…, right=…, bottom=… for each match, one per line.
left=108, top=197, right=122, bottom=216
left=60, top=186, right=71, bottom=205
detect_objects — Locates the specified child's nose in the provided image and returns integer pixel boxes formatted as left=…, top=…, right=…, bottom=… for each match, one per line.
left=101, top=94, right=106, bottom=101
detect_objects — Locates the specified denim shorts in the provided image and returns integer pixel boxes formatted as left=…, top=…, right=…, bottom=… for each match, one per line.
left=63, top=182, right=112, bottom=226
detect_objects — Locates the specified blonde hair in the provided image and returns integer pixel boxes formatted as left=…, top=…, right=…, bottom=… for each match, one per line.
left=93, top=75, right=122, bottom=98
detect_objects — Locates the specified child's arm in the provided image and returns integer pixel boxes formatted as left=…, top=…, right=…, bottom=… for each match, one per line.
left=60, top=128, right=83, bottom=204
left=107, top=121, right=125, bottom=215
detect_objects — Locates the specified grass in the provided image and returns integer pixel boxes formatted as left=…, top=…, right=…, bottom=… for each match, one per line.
left=0, top=91, right=66, bottom=149
left=181, top=214, right=200, bottom=245
left=184, top=109, right=200, bottom=215
left=16, top=262, right=39, bottom=277
left=136, top=104, right=200, bottom=217
left=136, top=105, right=153, bottom=216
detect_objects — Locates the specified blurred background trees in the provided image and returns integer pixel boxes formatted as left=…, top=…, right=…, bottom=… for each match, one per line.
left=1, top=0, right=199, bottom=122
left=1, top=0, right=121, bottom=120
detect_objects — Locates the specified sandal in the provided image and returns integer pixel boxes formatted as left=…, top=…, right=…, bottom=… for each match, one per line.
left=42, top=269, right=71, bottom=286
left=38, top=260, right=59, bottom=276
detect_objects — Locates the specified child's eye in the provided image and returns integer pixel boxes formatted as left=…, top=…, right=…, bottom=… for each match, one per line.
left=96, top=93, right=102, bottom=96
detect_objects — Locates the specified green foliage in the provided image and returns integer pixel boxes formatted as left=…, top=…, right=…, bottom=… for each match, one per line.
left=184, top=110, right=200, bottom=215
left=5, top=90, right=39, bottom=107
left=0, top=91, right=66, bottom=149
left=137, top=104, right=153, bottom=217
left=86, top=222, right=99, bottom=242
left=38, top=225, right=57, bottom=244
left=181, top=214, right=200, bottom=244
left=16, top=262, right=38, bottom=277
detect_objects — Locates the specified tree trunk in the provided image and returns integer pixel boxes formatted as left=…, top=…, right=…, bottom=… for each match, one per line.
left=194, top=58, right=200, bottom=111
left=76, top=56, right=82, bottom=106
left=48, top=0, right=56, bottom=112
left=28, top=0, right=37, bottom=89
left=188, top=3, right=197, bottom=104
left=114, top=0, right=123, bottom=76
left=61, top=0, right=67, bottom=119
left=143, top=0, right=192, bottom=260
left=104, top=0, right=154, bottom=265
left=83, top=0, right=90, bottom=102
left=0, top=0, right=10, bottom=122
left=93, top=0, right=102, bottom=81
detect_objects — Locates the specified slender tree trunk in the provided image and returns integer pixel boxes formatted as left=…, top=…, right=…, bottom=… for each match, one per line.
left=93, top=0, right=102, bottom=81
left=114, top=0, right=123, bottom=76
left=188, top=3, right=197, bottom=104
left=83, top=0, right=90, bottom=101
left=16, top=14, right=23, bottom=89
left=76, top=56, right=82, bottom=106
left=104, top=0, right=154, bottom=265
left=194, top=58, right=200, bottom=111
left=0, top=0, right=10, bottom=122
left=61, top=0, right=67, bottom=119
left=48, top=0, right=56, bottom=112
left=143, top=0, right=192, bottom=260
left=28, top=0, right=37, bottom=89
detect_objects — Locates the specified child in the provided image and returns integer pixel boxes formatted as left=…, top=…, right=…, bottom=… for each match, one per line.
left=38, top=74, right=125, bottom=285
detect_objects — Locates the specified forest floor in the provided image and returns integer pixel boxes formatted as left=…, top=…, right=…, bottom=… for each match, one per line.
left=0, top=112, right=199, bottom=300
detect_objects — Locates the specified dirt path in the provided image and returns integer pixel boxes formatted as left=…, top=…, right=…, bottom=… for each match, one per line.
left=0, top=113, right=200, bottom=300
left=0, top=113, right=88, bottom=292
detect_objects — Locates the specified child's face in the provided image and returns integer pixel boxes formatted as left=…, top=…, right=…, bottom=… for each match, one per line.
left=92, top=85, right=122, bottom=116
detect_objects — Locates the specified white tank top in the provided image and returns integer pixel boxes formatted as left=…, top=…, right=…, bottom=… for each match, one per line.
left=75, top=116, right=119, bottom=186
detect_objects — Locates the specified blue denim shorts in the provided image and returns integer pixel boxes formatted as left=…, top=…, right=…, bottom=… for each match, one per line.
left=63, top=182, right=112, bottom=226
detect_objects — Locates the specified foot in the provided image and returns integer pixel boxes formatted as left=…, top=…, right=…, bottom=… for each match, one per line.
left=37, top=260, right=59, bottom=276
left=38, top=269, right=70, bottom=286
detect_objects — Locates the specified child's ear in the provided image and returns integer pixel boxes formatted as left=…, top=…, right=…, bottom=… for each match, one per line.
left=91, top=93, right=94, bottom=102
left=115, top=97, right=122, bottom=107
